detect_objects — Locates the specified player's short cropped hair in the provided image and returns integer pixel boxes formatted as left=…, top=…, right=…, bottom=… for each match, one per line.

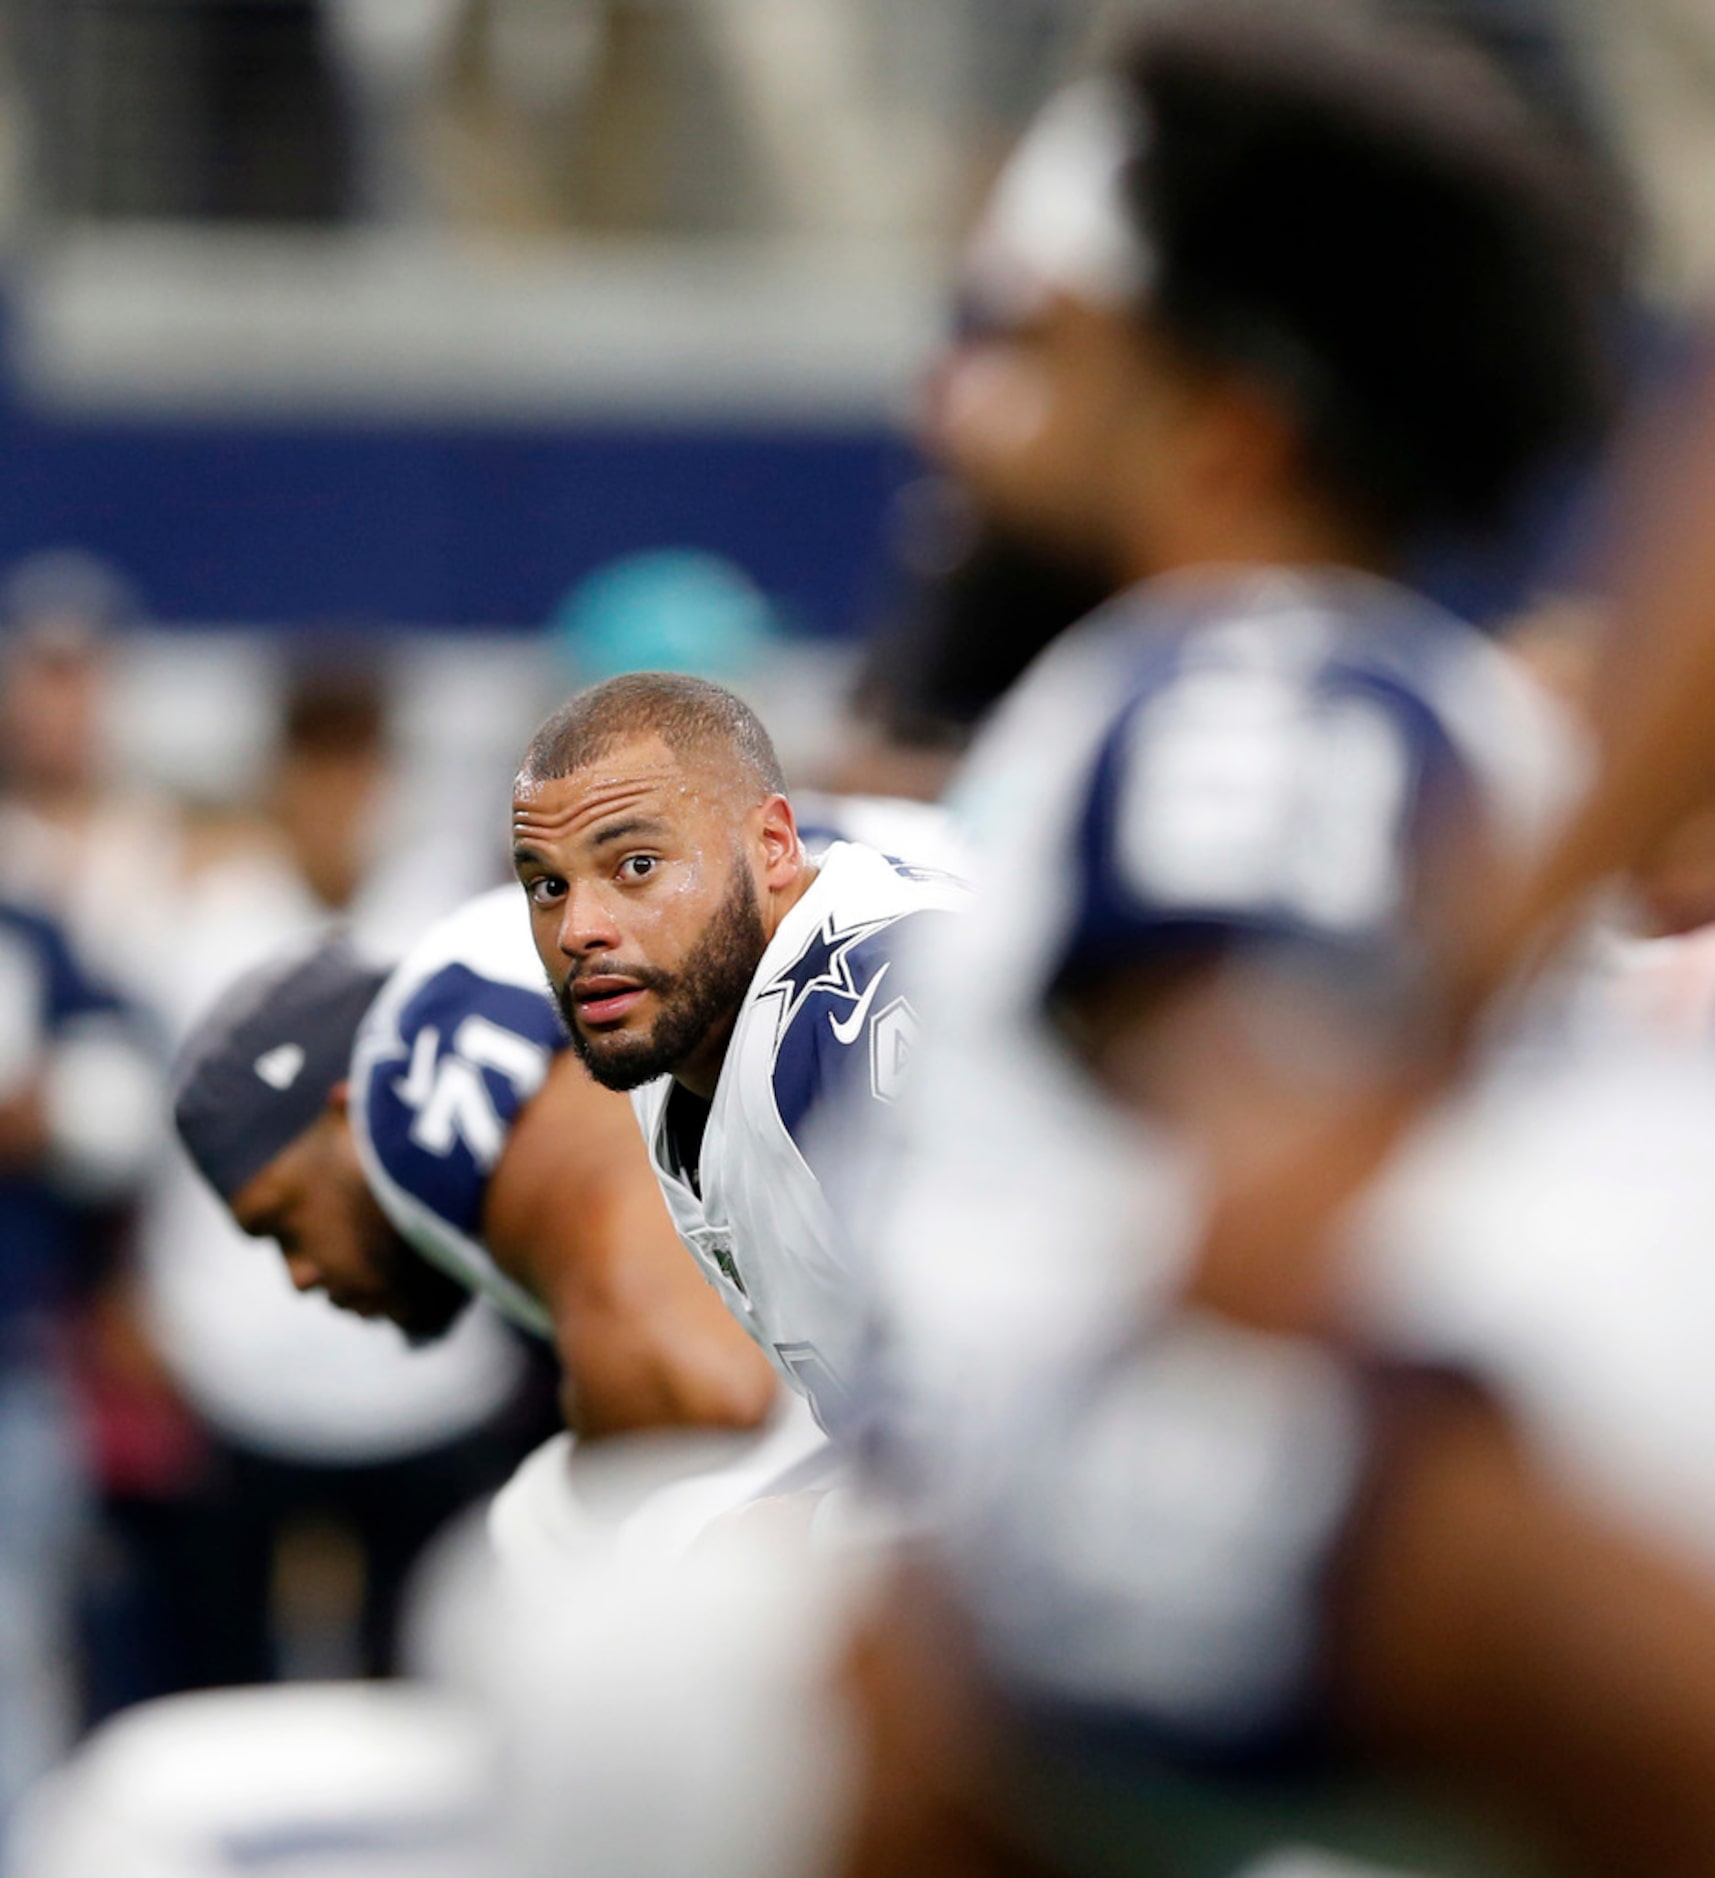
left=519, top=671, right=788, bottom=799
left=1115, top=0, right=1627, bottom=544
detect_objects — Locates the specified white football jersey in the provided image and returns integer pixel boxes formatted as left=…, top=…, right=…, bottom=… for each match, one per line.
left=630, top=839, right=969, bottom=1430
left=349, top=887, right=562, bottom=1338
left=861, top=568, right=1583, bottom=1749
left=872, top=568, right=1580, bottom=1429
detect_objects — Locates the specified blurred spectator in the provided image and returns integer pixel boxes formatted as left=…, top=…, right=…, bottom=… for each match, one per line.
left=0, top=897, right=157, bottom=1839
left=0, top=550, right=191, bottom=1012
left=1580, top=0, right=1715, bottom=301
left=5, top=0, right=1105, bottom=241
left=539, top=549, right=858, bottom=785
left=92, top=650, right=531, bottom=1709
left=8, top=0, right=355, bottom=221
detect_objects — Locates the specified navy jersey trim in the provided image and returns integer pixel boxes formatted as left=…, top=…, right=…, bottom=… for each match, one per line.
left=766, top=908, right=961, bottom=1176
left=359, top=963, right=565, bottom=1240
left=1059, top=646, right=1470, bottom=987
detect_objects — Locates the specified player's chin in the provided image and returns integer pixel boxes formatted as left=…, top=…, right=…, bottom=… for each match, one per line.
left=578, top=1033, right=667, bottom=1094
left=390, top=1274, right=474, bottom=1346
left=329, top=1288, right=388, bottom=1321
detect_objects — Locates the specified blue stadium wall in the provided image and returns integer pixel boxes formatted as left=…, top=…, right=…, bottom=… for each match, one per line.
left=0, top=395, right=1594, bottom=637
left=0, top=383, right=911, bottom=634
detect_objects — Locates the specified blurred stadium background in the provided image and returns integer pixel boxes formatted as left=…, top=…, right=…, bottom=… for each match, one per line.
left=1, top=1, right=1711, bottom=720
left=2, top=0, right=1715, bottom=1833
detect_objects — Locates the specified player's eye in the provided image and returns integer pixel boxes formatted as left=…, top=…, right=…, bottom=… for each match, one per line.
left=525, top=875, right=567, bottom=909
left=618, top=855, right=657, bottom=883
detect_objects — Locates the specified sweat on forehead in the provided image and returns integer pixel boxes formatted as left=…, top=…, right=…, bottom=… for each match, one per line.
left=518, top=671, right=787, bottom=800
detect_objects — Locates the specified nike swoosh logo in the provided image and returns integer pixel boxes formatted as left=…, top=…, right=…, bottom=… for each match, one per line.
left=829, top=962, right=890, bottom=1045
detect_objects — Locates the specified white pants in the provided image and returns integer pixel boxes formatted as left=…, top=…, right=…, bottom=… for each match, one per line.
left=484, top=1386, right=832, bottom=1583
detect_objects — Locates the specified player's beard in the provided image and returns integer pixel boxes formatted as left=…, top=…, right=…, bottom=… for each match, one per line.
left=386, top=1232, right=476, bottom=1346
left=557, top=858, right=769, bottom=1093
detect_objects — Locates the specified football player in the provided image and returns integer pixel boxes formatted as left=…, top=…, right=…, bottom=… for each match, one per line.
left=836, top=4, right=1715, bottom=1871
left=510, top=670, right=969, bottom=1437
left=173, top=912, right=775, bottom=1441
left=868, top=0, right=1619, bottom=1497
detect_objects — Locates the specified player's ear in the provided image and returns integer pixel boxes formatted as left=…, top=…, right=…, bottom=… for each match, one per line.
left=757, top=793, right=801, bottom=888
left=326, top=1079, right=351, bottom=1119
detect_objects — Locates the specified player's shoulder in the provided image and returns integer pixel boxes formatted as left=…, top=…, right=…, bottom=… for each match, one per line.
left=810, top=836, right=970, bottom=918
left=793, top=792, right=971, bottom=878
left=0, top=896, right=126, bottom=1023
left=350, top=888, right=564, bottom=1257
left=381, top=885, right=546, bottom=1002
left=1085, top=570, right=1563, bottom=754
left=357, top=888, right=561, bottom=1076
left=1000, top=567, right=1575, bottom=839
left=756, top=845, right=966, bottom=1153
left=957, top=571, right=1578, bottom=988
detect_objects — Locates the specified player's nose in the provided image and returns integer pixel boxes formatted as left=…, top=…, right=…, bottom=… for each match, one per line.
left=555, top=881, right=622, bottom=956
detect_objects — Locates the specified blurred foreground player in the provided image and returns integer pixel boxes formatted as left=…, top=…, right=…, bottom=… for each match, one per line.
left=836, top=6, right=1715, bottom=1873
left=512, top=673, right=968, bottom=1437
left=174, top=916, right=774, bottom=1441
left=869, top=0, right=1617, bottom=1475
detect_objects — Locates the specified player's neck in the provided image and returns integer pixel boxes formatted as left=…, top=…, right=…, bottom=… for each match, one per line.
left=1120, top=496, right=1391, bottom=588
left=674, top=1015, right=737, bottom=1101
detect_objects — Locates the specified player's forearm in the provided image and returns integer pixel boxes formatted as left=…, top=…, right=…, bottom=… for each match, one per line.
left=1338, top=1384, right=1715, bottom=1875
left=524, top=1179, right=776, bottom=1436
left=554, top=1290, right=777, bottom=1438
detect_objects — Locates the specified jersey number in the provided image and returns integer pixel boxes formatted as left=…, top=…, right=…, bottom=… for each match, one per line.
left=392, top=1016, right=549, bottom=1170
left=1118, top=669, right=1414, bottom=933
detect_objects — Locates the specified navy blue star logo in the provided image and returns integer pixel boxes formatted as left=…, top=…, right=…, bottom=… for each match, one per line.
left=763, top=914, right=894, bottom=1046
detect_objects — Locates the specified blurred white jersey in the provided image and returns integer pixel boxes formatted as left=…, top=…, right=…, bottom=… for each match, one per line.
left=350, top=888, right=564, bottom=1339
left=630, top=840, right=968, bottom=1430
left=861, top=569, right=1581, bottom=1747
left=870, top=569, right=1578, bottom=1452
left=11, top=1683, right=496, bottom=1878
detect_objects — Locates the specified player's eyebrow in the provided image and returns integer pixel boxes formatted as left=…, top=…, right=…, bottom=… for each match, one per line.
left=588, top=816, right=669, bottom=849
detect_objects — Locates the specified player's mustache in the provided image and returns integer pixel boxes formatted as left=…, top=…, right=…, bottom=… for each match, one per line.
left=556, top=960, right=678, bottom=1022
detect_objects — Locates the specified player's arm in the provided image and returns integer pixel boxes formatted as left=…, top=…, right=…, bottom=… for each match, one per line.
left=1079, top=956, right=1443, bottom=1333
left=838, top=1363, right=1715, bottom=1878
left=1336, top=1379, right=1715, bottom=1876
left=481, top=1054, right=776, bottom=1438
left=1055, top=819, right=1715, bottom=1860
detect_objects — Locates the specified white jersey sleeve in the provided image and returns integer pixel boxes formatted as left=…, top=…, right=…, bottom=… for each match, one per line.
left=350, top=888, right=562, bottom=1338
left=858, top=570, right=1586, bottom=1752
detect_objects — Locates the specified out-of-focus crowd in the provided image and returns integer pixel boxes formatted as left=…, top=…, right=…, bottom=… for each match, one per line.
left=0, top=1, right=1713, bottom=300
left=0, top=557, right=565, bottom=1828
left=0, top=0, right=1105, bottom=239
